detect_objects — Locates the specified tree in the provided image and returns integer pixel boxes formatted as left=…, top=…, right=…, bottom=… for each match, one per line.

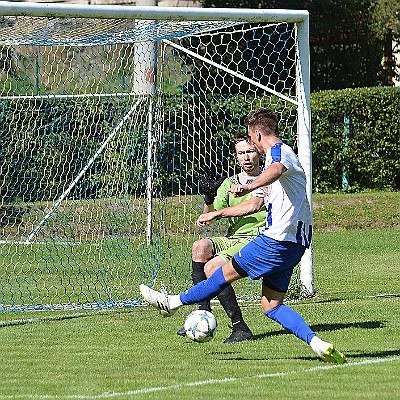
left=370, top=0, right=400, bottom=39
left=370, top=0, right=400, bottom=84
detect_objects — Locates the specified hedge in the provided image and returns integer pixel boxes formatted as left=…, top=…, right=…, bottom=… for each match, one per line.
left=311, top=86, right=400, bottom=192
left=1, top=86, right=398, bottom=209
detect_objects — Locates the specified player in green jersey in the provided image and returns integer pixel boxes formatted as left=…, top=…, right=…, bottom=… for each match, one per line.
left=178, top=133, right=266, bottom=343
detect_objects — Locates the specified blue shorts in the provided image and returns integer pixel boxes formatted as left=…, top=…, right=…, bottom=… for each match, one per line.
left=232, top=234, right=306, bottom=293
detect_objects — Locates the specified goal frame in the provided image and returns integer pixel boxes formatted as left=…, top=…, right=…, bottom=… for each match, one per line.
left=0, top=2, right=313, bottom=297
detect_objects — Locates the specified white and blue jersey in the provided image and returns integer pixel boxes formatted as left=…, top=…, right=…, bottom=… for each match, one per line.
left=253, top=142, right=312, bottom=248
left=232, top=142, right=312, bottom=292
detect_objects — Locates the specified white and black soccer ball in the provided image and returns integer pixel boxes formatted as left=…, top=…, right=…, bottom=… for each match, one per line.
left=184, top=310, right=217, bottom=343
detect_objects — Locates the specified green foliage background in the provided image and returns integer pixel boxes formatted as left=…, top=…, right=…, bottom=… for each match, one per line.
left=311, top=86, right=400, bottom=192
left=161, top=87, right=400, bottom=193
left=0, top=86, right=398, bottom=208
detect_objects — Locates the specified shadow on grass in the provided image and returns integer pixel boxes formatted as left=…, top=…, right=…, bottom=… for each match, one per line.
left=215, top=348, right=399, bottom=362
left=0, top=309, right=120, bottom=328
left=292, top=349, right=400, bottom=362
left=252, top=320, right=386, bottom=341
left=342, top=349, right=400, bottom=359
left=295, top=349, right=400, bottom=362
left=312, top=294, right=400, bottom=304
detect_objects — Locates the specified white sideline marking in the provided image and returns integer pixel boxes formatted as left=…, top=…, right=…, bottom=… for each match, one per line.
left=0, top=356, right=398, bottom=399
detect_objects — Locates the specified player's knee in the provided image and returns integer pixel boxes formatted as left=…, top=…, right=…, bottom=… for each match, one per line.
left=261, top=297, right=284, bottom=314
left=204, top=258, right=226, bottom=278
left=192, top=238, right=213, bottom=261
left=261, top=299, right=274, bottom=314
left=204, top=263, right=214, bottom=278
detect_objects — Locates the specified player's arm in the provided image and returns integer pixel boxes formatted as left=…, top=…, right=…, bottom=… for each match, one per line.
left=228, top=162, right=286, bottom=197
left=196, top=195, right=264, bottom=227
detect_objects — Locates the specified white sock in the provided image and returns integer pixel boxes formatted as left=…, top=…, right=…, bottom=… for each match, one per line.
left=169, top=294, right=183, bottom=310
left=310, top=336, right=330, bottom=357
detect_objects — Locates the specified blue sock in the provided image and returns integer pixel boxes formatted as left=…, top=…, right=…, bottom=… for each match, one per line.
left=180, top=266, right=230, bottom=305
left=265, top=304, right=316, bottom=344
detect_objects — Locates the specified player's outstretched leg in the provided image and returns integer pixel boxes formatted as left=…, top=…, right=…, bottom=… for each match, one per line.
left=140, top=266, right=231, bottom=317
left=265, top=304, right=347, bottom=364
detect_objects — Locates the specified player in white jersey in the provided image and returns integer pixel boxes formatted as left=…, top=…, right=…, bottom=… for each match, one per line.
left=140, top=108, right=346, bottom=364
left=253, top=141, right=312, bottom=246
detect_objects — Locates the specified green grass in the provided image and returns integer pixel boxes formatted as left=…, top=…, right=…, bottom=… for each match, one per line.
left=0, top=191, right=399, bottom=399
left=313, top=190, right=400, bottom=231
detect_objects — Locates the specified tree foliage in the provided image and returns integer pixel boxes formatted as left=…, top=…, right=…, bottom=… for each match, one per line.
left=1, top=87, right=397, bottom=208
left=370, top=0, right=400, bottom=40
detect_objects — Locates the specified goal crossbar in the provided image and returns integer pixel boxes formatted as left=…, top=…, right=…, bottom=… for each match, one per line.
left=0, top=2, right=308, bottom=23
left=0, top=93, right=135, bottom=101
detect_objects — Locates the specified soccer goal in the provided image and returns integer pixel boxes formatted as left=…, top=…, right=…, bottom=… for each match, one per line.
left=0, top=2, right=312, bottom=312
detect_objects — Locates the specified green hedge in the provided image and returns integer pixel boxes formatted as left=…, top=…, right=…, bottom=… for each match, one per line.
left=311, top=86, right=400, bottom=192
left=1, top=87, right=398, bottom=208
left=164, top=86, right=400, bottom=194
left=161, top=87, right=400, bottom=194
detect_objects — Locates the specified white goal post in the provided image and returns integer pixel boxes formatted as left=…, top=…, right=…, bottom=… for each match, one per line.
left=0, top=2, right=312, bottom=312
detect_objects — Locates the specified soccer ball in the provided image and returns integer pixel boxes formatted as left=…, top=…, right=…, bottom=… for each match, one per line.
left=184, top=310, right=217, bottom=343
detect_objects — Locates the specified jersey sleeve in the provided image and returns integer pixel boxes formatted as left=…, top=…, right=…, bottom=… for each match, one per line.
left=271, top=142, right=294, bottom=171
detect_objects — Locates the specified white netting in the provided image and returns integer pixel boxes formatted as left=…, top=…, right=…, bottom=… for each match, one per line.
left=0, top=16, right=238, bottom=46
left=0, top=9, right=308, bottom=311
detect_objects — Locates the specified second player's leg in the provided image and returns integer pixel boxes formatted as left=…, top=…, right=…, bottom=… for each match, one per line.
left=205, top=258, right=253, bottom=343
left=191, top=238, right=214, bottom=311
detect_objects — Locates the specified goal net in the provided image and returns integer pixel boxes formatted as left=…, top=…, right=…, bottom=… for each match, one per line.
left=0, top=3, right=312, bottom=312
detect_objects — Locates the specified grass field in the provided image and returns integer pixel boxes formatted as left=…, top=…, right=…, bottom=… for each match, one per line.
left=0, top=191, right=399, bottom=399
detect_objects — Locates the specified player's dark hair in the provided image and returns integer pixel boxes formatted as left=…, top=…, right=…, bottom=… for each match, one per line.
left=231, top=132, right=249, bottom=145
left=244, top=108, right=279, bottom=136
